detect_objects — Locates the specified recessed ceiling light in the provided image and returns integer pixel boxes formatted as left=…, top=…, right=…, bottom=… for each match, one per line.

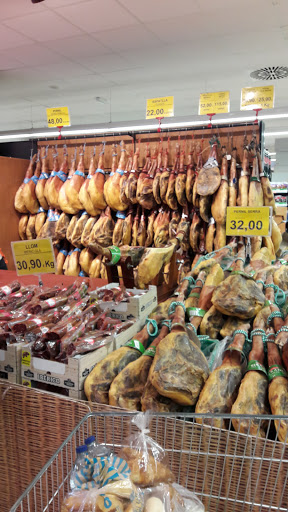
left=250, top=66, right=288, bottom=80
left=49, top=85, right=59, bottom=90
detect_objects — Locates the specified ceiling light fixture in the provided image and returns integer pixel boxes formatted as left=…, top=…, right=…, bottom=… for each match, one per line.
left=271, top=158, right=277, bottom=161
left=0, top=110, right=288, bottom=142
left=268, top=152, right=276, bottom=155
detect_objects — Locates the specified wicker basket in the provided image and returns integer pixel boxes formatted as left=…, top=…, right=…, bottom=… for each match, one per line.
left=0, top=379, right=90, bottom=512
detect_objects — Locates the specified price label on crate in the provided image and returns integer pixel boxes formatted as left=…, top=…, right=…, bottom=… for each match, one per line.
left=226, top=207, right=272, bottom=237
left=46, top=106, right=70, bottom=127
left=11, top=238, right=56, bottom=276
left=146, top=96, right=174, bottom=119
left=240, top=86, right=274, bottom=110
left=198, top=91, right=230, bottom=115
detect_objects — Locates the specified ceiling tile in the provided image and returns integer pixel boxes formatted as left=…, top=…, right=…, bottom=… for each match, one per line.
left=118, top=0, right=200, bottom=22
left=0, top=0, right=47, bottom=21
left=91, top=25, right=162, bottom=52
left=44, top=35, right=110, bottom=61
left=0, top=52, right=24, bottom=71
left=4, top=45, right=64, bottom=67
left=45, top=0, right=88, bottom=7
left=85, top=53, right=137, bottom=73
left=56, top=0, right=138, bottom=33
left=4, top=10, right=83, bottom=42
left=0, top=24, right=33, bottom=50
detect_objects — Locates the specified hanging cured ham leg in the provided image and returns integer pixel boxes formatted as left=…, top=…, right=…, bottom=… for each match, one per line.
left=65, top=145, right=86, bottom=212
left=79, top=147, right=101, bottom=216
left=237, top=140, right=249, bottom=207
left=267, top=339, right=288, bottom=443
left=152, top=140, right=163, bottom=205
left=58, top=149, right=78, bottom=214
left=185, top=141, right=195, bottom=203
left=15, top=154, right=37, bottom=213
left=138, top=147, right=157, bottom=210
left=44, top=147, right=59, bottom=208
left=125, top=144, right=140, bottom=204
left=104, top=141, right=129, bottom=211
left=196, top=139, right=221, bottom=196
left=35, top=146, right=49, bottom=211
left=228, top=147, right=237, bottom=207
left=159, top=140, right=170, bottom=203
left=23, top=151, right=41, bottom=214
left=248, top=137, right=264, bottom=207
left=87, top=143, right=107, bottom=210
left=165, top=143, right=179, bottom=210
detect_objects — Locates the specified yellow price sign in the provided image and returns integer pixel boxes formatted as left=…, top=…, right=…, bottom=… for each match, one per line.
left=199, top=91, right=230, bottom=115
left=11, top=238, right=56, bottom=276
left=226, top=207, right=272, bottom=237
left=146, top=96, right=174, bottom=119
left=240, top=86, right=274, bottom=110
left=46, top=106, right=70, bottom=127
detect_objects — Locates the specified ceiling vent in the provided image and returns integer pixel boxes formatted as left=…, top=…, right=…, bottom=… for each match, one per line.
left=250, top=66, right=288, bottom=80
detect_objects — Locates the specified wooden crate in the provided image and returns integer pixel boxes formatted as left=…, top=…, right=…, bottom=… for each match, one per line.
left=21, top=319, right=144, bottom=395
left=98, top=284, right=157, bottom=320
left=0, top=342, right=24, bottom=383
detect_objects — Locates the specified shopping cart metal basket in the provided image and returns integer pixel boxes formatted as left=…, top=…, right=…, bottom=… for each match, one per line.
left=10, top=411, right=288, bottom=512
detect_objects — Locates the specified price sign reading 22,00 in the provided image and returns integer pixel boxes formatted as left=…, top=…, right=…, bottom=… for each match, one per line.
left=226, top=207, right=272, bottom=237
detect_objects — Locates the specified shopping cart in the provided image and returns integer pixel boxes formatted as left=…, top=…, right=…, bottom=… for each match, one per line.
left=10, top=411, right=288, bottom=512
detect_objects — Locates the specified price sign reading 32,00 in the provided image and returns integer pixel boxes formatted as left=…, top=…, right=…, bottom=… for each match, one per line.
left=226, top=207, right=272, bottom=237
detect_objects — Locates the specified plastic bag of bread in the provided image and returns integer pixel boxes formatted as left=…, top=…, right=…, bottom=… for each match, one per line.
left=61, top=479, right=143, bottom=512
left=143, top=483, right=204, bottom=512
left=119, top=412, right=175, bottom=488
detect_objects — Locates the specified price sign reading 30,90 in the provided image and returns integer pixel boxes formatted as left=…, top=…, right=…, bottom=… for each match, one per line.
left=11, top=238, right=56, bottom=276
left=226, top=207, right=272, bottom=237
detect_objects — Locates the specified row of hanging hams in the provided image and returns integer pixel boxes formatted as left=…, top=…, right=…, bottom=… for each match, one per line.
left=15, top=135, right=282, bottom=281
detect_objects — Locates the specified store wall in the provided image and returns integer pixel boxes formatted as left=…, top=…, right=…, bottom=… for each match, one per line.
left=273, top=138, right=288, bottom=182
left=0, top=156, right=28, bottom=270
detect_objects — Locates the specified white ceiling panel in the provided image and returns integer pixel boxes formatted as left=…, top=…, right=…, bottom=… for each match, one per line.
left=0, top=0, right=47, bottom=21
left=45, top=34, right=110, bottom=60
left=85, top=53, right=137, bottom=73
left=0, top=52, right=24, bottom=71
left=45, top=0, right=88, bottom=8
left=56, top=0, right=138, bottom=33
left=118, top=0, right=200, bottom=22
left=4, top=10, right=83, bottom=42
left=5, top=44, right=64, bottom=67
left=92, top=24, right=162, bottom=52
left=0, top=24, right=33, bottom=50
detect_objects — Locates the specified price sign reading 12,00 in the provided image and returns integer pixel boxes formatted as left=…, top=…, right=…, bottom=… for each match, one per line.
left=226, top=207, right=272, bottom=237
left=11, top=238, right=56, bottom=276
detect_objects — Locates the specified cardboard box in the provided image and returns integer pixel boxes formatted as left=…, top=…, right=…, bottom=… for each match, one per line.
left=0, top=342, right=24, bottom=383
left=21, top=319, right=144, bottom=393
left=274, top=206, right=287, bottom=234
left=97, top=284, right=157, bottom=321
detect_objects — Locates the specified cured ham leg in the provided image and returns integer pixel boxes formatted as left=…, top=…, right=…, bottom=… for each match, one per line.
left=237, top=141, right=249, bottom=207
left=137, top=146, right=157, bottom=210
left=18, top=215, right=29, bottom=240
left=44, top=148, right=59, bottom=208
left=154, top=209, right=170, bottom=248
left=189, top=210, right=201, bottom=252
left=35, top=147, right=49, bottom=211
left=197, top=140, right=221, bottom=196
left=112, top=211, right=126, bottom=246
left=165, top=144, right=178, bottom=210
left=137, top=207, right=147, bottom=246
left=121, top=207, right=133, bottom=246
left=152, top=141, right=163, bottom=205
left=132, top=206, right=140, bottom=246
left=196, top=324, right=250, bottom=427
left=145, top=210, right=156, bottom=247
left=228, top=147, right=237, bottom=207
left=79, top=247, right=94, bottom=274
left=35, top=209, right=47, bottom=237
left=88, top=143, right=107, bottom=210
left=26, top=215, right=37, bottom=240
left=89, top=255, right=102, bottom=278
left=125, top=145, right=140, bottom=204
left=81, top=216, right=98, bottom=247
left=48, top=148, right=68, bottom=209
left=88, top=207, right=114, bottom=252
left=79, top=147, right=101, bottom=216
left=71, top=212, right=89, bottom=248
left=120, top=150, right=132, bottom=205
left=104, top=142, right=129, bottom=211
left=211, top=147, right=229, bottom=225
left=205, top=217, right=216, bottom=253
left=159, top=141, right=170, bottom=203
left=65, top=146, right=86, bottom=211
left=84, top=324, right=151, bottom=403
left=58, top=149, right=79, bottom=214
left=185, top=142, right=195, bottom=203
left=55, top=212, right=70, bottom=240
left=192, top=144, right=202, bottom=208
left=258, top=147, right=276, bottom=214
left=23, top=151, right=41, bottom=214
left=150, top=297, right=209, bottom=405
left=109, top=324, right=169, bottom=410
left=267, top=340, right=288, bottom=443
left=231, top=328, right=269, bottom=437
left=248, top=138, right=264, bottom=207
left=15, top=154, right=37, bottom=213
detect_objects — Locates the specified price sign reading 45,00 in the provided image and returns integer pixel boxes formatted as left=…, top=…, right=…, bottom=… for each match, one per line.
left=226, top=207, right=272, bottom=237
left=11, top=238, right=56, bottom=276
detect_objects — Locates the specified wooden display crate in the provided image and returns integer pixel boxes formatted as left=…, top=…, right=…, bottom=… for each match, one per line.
left=21, top=319, right=143, bottom=397
left=0, top=342, right=24, bottom=383
left=98, top=284, right=157, bottom=320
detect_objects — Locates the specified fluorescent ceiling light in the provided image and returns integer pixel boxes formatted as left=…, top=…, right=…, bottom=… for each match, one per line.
left=271, top=158, right=277, bottom=161
left=269, top=152, right=276, bottom=155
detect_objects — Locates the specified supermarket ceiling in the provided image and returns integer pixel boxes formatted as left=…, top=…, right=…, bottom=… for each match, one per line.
left=0, top=0, right=288, bottom=149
